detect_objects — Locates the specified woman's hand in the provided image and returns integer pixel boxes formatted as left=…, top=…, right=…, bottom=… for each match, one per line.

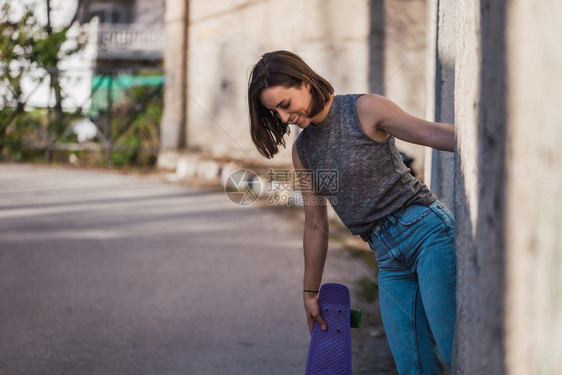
left=304, top=293, right=327, bottom=334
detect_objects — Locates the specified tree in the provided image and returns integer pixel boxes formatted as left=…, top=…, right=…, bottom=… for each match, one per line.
left=0, top=0, right=89, bottom=161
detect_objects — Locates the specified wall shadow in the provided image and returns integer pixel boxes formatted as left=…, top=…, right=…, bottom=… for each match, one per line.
left=369, top=0, right=385, bottom=95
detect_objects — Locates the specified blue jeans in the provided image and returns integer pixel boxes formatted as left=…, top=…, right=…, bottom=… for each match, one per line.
left=364, top=201, right=456, bottom=374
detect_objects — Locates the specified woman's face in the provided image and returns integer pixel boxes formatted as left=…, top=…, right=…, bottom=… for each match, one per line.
left=259, top=82, right=313, bottom=129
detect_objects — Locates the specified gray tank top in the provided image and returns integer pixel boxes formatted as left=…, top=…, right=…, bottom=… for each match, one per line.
left=295, top=94, right=436, bottom=236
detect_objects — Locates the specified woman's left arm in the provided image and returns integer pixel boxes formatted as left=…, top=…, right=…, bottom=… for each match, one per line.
left=359, top=94, right=455, bottom=152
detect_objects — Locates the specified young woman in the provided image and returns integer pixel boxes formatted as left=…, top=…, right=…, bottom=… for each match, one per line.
left=248, top=50, right=456, bottom=374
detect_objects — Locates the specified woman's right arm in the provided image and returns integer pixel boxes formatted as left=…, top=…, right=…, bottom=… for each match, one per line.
left=292, top=143, right=329, bottom=334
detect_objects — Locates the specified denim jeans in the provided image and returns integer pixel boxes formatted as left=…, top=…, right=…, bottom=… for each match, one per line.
left=364, top=200, right=456, bottom=375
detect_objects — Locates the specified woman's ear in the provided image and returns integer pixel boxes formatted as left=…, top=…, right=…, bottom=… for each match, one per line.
left=302, top=80, right=311, bottom=91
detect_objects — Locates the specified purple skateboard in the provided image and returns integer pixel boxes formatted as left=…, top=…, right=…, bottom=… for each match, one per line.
left=305, top=283, right=352, bottom=375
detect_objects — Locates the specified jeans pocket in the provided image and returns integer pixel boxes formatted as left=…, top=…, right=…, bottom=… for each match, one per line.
left=429, top=202, right=455, bottom=231
left=398, top=204, right=432, bottom=226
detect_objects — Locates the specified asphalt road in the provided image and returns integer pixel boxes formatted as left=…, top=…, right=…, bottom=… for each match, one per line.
left=0, top=163, right=362, bottom=375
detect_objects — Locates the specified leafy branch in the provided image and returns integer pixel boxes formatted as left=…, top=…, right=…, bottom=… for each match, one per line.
left=0, top=0, right=90, bottom=161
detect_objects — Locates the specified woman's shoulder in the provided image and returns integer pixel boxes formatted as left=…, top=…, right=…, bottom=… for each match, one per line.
left=331, top=93, right=368, bottom=113
left=353, top=94, right=394, bottom=142
left=355, top=94, right=396, bottom=117
left=355, top=93, right=385, bottom=105
left=337, top=93, right=386, bottom=111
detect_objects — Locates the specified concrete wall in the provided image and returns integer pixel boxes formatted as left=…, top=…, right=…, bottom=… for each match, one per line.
left=384, top=0, right=428, bottom=178
left=504, top=1, right=562, bottom=373
left=185, top=0, right=371, bottom=165
left=159, top=0, right=430, bottom=170
left=454, top=0, right=562, bottom=373
left=454, top=0, right=508, bottom=372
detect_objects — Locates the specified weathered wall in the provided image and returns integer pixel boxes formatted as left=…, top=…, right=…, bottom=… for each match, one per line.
left=504, top=0, right=562, bottom=374
left=384, top=0, right=428, bottom=177
left=454, top=0, right=508, bottom=372
left=454, top=0, right=562, bottom=373
left=159, top=0, right=429, bottom=169
left=186, top=0, right=371, bottom=165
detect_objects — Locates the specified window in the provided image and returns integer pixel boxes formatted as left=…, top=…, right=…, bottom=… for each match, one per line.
left=111, top=11, right=121, bottom=24
left=86, top=4, right=128, bottom=24
left=88, top=10, right=105, bottom=23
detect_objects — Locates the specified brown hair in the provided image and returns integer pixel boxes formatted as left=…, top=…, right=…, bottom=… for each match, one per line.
left=248, top=50, right=334, bottom=158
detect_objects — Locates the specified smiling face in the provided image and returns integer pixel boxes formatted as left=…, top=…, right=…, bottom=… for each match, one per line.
left=248, top=51, right=335, bottom=158
left=259, top=83, right=314, bottom=129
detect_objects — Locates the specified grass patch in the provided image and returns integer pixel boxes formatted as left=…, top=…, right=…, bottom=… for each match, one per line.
left=356, top=276, right=379, bottom=303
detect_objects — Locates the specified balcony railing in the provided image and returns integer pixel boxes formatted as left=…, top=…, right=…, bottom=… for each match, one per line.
left=96, top=24, right=164, bottom=60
